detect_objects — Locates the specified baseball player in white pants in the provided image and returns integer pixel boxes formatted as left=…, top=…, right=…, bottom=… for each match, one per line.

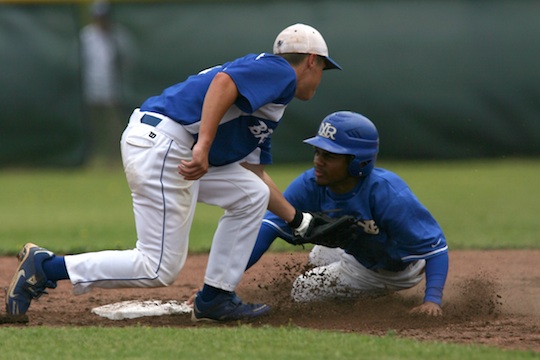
left=66, top=110, right=270, bottom=296
left=6, top=24, right=342, bottom=321
left=291, top=246, right=426, bottom=302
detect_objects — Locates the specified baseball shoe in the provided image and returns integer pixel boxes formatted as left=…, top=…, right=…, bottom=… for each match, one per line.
left=5, top=243, right=57, bottom=315
left=191, top=291, right=270, bottom=322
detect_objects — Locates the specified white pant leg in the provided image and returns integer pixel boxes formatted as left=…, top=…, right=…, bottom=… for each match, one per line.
left=66, top=111, right=197, bottom=295
left=308, top=245, right=345, bottom=267
left=292, top=252, right=426, bottom=302
left=197, top=163, right=270, bottom=291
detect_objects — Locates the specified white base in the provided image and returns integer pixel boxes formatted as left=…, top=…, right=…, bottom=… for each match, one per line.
left=91, top=300, right=193, bottom=320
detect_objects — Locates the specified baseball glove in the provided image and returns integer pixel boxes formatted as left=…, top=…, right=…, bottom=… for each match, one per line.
left=290, top=212, right=358, bottom=248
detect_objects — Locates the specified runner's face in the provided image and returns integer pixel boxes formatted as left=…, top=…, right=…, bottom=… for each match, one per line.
left=312, top=147, right=358, bottom=193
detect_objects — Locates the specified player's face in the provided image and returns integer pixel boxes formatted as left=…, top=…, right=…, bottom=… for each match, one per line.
left=295, top=55, right=325, bottom=101
left=312, top=147, right=358, bottom=194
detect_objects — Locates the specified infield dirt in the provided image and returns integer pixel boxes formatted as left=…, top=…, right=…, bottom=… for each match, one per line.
left=1, top=250, right=539, bottom=352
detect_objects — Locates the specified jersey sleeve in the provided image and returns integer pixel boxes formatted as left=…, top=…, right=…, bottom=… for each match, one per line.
left=246, top=221, right=281, bottom=270
left=423, top=251, right=449, bottom=305
left=223, top=54, right=296, bottom=113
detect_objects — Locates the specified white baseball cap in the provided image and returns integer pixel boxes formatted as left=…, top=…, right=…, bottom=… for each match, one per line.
left=273, top=23, right=342, bottom=70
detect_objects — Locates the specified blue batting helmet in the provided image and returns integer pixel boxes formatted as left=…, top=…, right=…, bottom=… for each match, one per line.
left=303, top=111, right=379, bottom=177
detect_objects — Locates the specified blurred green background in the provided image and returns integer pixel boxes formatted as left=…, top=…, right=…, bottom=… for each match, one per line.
left=1, top=159, right=539, bottom=256
left=1, top=0, right=539, bottom=167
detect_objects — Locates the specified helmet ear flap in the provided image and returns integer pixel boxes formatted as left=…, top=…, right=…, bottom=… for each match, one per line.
left=347, top=157, right=363, bottom=177
left=348, top=158, right=375, bottom=177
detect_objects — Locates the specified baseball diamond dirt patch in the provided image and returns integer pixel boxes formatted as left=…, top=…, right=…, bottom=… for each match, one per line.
left=1, top=250, right=539, bottom=352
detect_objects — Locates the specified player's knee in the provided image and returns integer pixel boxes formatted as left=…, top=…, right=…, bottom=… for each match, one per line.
left=158, top=273, right=177, bottom=287
left=308, top=246, right=345, bottom=267
left=156, top=262, right=183, bottom=286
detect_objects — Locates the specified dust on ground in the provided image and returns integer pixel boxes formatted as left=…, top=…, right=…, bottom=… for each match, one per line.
left=1, top=250, right=539, bottom=352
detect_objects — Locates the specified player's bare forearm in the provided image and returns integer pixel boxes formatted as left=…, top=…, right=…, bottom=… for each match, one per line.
left=198, top=72, right=238, bottom=145
left=179, top=72, right=238, bottom=180
left=242, top=164, right=313, bottom=235
left=266, top=180, right=296, bottom=223
left=241, top=164, right=296, bottom=223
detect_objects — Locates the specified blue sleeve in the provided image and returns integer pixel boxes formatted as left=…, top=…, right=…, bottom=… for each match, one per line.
left=246, top=221, right=280, bottom=270
left=423, top=251, right=449, bottom=305
left=224, top=54, right=296, bottom=112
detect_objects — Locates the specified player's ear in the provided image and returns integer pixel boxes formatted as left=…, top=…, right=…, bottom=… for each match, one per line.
left=306, top=53, right=320, bottom=68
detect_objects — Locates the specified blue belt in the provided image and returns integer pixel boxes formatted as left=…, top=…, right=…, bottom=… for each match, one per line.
left=141, top=114, right=162, bottom=127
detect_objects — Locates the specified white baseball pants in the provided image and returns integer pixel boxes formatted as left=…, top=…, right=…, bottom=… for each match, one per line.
left=291, top=246, right=425, bottom=302
left=65, top=109, right=270, bottom=295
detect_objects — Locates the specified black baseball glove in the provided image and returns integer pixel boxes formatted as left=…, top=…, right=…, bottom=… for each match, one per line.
left=289, top=212, right=359, bottom=248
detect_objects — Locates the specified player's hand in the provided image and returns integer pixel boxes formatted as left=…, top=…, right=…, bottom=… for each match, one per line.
left=186, top=288, right=200, bottom=306
left=179, top=144, right=209, bottom=180
left=409, top=301, right=443, bottom=317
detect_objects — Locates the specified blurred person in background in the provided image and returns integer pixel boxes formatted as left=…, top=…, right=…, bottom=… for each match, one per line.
left=80, top=0, right=135, bottom=166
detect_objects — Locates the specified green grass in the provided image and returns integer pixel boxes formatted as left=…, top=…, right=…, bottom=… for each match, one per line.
left=0, top=326, right=536, bottom=360
left=379, top=159, right=540, bottom=249
left=1, top=159, right=539, bottom=255
left=0, top=159, right=539, bottom=358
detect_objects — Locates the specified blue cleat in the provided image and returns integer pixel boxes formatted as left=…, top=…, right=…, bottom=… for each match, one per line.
left=191, top=291, right=270, bottom=322
left=5, top=243, right=57, bottom=315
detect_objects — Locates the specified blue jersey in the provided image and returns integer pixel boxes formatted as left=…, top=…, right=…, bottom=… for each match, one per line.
left=140, top=53, right=296, bottom=166
left=262, top=167, right=448, bottom=272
